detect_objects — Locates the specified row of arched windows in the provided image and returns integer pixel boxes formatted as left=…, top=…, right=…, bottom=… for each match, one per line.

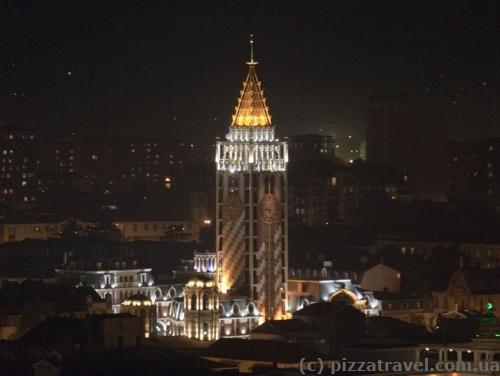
left=190, top=294, right=211, bottom=311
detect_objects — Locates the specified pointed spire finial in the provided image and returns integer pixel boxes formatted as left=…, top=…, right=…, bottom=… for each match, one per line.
left=247, top=34, right=257, bottom=65
left=232, top=35, right=271, bottom=126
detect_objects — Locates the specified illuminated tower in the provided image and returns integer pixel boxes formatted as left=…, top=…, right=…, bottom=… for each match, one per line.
left=215, top=37, right=288, bottom=321
left=184, top=276, right=219, bottom=340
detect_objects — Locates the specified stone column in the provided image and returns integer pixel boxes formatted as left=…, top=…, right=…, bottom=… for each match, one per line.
left=473, top=351, right=480, bottom=368
left=414, top=348, right=421, bottom=362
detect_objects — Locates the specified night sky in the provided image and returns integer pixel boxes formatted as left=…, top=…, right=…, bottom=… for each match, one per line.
left=1, top=1, right=499, bottom=141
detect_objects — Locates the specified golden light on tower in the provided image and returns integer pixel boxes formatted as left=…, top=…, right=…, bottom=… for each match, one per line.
left=216, top=35, right=289, bottom=322
left=231, top=35, right=272, bottom=127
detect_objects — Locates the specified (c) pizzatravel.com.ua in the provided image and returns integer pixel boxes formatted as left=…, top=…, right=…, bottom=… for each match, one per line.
left=299, top=358, right=500, bottom=374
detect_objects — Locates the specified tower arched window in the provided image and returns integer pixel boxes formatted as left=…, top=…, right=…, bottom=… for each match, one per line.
left=191, top=294, right=197, bottom=310
left=202, top=294, right=210, bottom=310
left=233, top=304, right=240, bottom=316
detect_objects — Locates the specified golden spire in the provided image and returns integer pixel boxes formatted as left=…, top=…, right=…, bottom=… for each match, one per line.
left=231, top=35, right=272, bottom=127
left=249, top=34, right=256, bottom=65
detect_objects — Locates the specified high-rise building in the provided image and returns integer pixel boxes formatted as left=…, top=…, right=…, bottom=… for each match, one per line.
left=0, top=126, right=38, bottom=208
left=215, top=40, right=289, bottom=320
left=366, top=94, right=409, bottom=169
left=366, top=92, right=448, bottom=200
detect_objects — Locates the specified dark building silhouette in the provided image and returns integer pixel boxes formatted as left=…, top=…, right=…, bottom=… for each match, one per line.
left=367, top=94, right=409, bottom=169
left=447, top=138, right=500, bottom=207
left=288, top=134, right=337, bottom=162
left=366, top=93, right=448, bottom=200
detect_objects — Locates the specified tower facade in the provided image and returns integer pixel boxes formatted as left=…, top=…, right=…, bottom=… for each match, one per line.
left=215, top=41, right=289, bottom=321
left=184, top=276, right=219, bottom=341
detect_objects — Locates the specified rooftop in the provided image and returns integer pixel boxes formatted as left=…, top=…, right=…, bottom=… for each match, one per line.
left=293, top=302, right=365, bottom=318
left=251, top=319, right=317, bottom=335
left=203, top=338, right=325, bottom=363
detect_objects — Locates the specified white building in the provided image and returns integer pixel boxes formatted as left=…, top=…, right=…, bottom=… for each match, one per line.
left=360, top=263, right=401, bottom=293
left=55, top=260, right=157, bottom=313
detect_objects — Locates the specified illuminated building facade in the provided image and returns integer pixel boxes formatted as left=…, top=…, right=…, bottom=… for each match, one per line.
left=215, top=39, right=289, bottom=320
left=194, top=251, right=217, bottom=274
left=184, top=275, right=219, bottom=340
left=156, top=253, right=261, bottom=339
left=122, top=294, right=157, bottom=339
left=55, top=261, right=156, bottom=313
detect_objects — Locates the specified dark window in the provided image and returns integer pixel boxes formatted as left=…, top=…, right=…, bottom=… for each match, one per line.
left=191, top=294, right=197, bottom=310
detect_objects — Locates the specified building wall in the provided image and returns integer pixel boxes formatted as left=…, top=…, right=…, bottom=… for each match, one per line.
left=366, top=94, right=409, bottom=168
left=0, top=222, right=62, bottom=243
left=360, top=264, right=401, bottom=293
left=55, top=267, right=155, bottom=313
left=447, top=138, right=500, bottom=205
left=432, top=270, right=500, bottom=312
left=92, top=316, right=142, bottom=348
left=376, top=240, right=500, bottom=269
left=184, top=280, right=219, bottom=340
left=0, top=128, right=38, bottom=208
left=288, top=134, right=336, bottom=161
left=0, top=326, right=17, bottom=341
left=114, top=220, right=197, bottom=242
left=0, top=219, right=197, bottom=244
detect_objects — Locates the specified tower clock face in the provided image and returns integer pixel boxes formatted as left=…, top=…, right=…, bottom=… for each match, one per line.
left=222, top=192, right=244, bottom=221
left=260, top=194, right=279, bottom=224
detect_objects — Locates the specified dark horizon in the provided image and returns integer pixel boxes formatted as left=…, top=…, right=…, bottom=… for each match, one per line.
left=1, top=1, right=499, bottom=141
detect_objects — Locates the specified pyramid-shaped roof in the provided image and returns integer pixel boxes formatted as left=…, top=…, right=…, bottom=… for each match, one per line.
left=231, top=62, right=272, bottom=127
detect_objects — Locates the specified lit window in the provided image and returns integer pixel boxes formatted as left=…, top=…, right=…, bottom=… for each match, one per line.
left=164, top=177, right=172, bottom=189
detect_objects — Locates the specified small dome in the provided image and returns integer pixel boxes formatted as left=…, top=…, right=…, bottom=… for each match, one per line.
left=186, top=275, right=216, bottom=288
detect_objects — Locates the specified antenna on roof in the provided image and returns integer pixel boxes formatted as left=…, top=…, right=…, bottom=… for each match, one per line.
left=248, top=34, right=257, bottom=65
